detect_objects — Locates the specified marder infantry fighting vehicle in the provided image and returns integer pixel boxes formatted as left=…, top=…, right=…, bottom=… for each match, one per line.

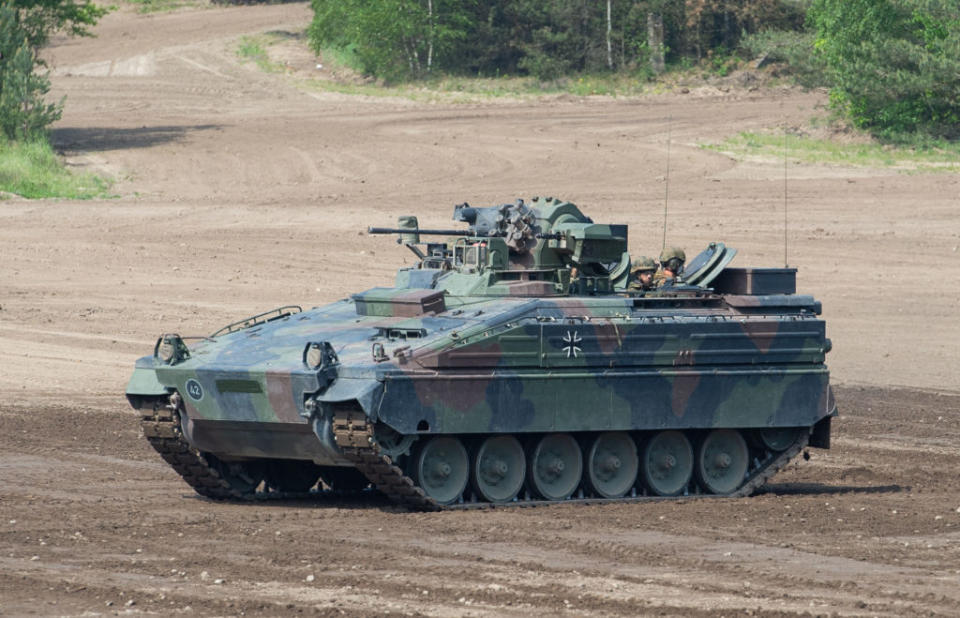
left=127, top=197, right=835, bottom=509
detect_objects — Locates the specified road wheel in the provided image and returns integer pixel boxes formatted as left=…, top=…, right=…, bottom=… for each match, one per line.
left=758, top=427, right=802, bottom=452
left=641, top=431, right=693, bottom=497
left=527, top=433, right=582, bottom=501
left=696, top=429, right=749, bottom=494
left=472, top=435, right=525, bottom=503
left=585, top=432, right=638, bottom=499
left=414, top=436, right=469, bottom=505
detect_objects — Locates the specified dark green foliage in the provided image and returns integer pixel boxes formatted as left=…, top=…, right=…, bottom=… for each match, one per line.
left=1, top=0, right=107, bottom=140
left=308, top=0, right=469, bottom=81
left=308, top=1, right=821, bottom=82
left=7, top=0, right=107, bottom=52
left=810, top=0, right=960, bottom=138
left=740, top=29, right=827, bottom=87
left=305, top=0, right=960, bottom=143
left=0, top=6, right=61, bottom=140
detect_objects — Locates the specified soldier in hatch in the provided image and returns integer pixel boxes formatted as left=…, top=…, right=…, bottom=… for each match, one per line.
left=655, top=247, right=686, bottom=287
left=627, top=256, right=657, bottom=292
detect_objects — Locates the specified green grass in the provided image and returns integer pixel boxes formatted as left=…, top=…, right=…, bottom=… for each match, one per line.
left=703, top=131, right=960, bottom=172
left=300, top=44, right=660, bottom=102
left=124, top=0, right=206, bottom=14
left=303, top=67, right=654, bottom=103
left=236, top=35, right=285, bottom=73
left=318, top=44, right=365, bottom=74
left=243, top=38, right=757, bottom=103
left=0, top=140, right=111, bottom=199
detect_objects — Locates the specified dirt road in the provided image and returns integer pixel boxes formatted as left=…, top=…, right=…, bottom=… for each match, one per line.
left=2, top=3, right=959, bottom=615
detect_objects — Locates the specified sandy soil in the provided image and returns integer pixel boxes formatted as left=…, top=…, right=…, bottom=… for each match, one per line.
left=1, top=2, right=959, bottom=615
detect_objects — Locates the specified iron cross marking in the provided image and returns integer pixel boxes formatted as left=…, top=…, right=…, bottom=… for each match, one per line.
left=562, top=330, right=582, bottom=358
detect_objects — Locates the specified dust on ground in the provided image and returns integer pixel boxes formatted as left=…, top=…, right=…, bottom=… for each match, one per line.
left=2, top=3, right=959, bottom=616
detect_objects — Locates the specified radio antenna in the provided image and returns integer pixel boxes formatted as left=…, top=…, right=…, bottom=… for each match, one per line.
left=662, top=117, right=672, bottom=251
left=783, top=124, right=789, bottom=268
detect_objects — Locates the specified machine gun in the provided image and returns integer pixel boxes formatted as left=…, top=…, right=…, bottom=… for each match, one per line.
left=368, top=199, right=563, bottom=254
left=369, top=197, right=630, bottom=295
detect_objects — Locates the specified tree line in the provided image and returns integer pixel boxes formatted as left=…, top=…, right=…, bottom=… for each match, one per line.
left=308, top=0, right=807, bottom=81
left=1, top=1, right=956, bottom=146
left=310, top=0, right=960, bottom=140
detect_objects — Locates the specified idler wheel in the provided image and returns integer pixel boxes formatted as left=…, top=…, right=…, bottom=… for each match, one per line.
left=586, top=432, right=639, bottom=499
left=641, top=431, right=693, bottom=497
left=527, top=433, right=582, bottom=501
left=472, top=435, right=525, bottom=503
left=696, top=429, right=749, bottom=494
left=373, top=423, right=417, bottom=459
left=414, top=436, right=469, bottom=505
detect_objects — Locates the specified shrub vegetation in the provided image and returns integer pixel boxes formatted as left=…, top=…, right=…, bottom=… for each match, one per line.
left=0, top=1, right=107, bottom=197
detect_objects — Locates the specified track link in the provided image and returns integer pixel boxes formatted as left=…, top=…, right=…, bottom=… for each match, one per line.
left=139, top=396, right=809, bottom=510
left=138, top=395, right=255, bottom=499
left=332, top=405, right=810, bottom=511
left=138, top=395, right=374, bottom=503
left=332, top=406, right=441, bottom=511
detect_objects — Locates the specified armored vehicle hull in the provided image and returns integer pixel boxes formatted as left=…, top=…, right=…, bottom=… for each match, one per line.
left=128, top=197, right=835, bottom=509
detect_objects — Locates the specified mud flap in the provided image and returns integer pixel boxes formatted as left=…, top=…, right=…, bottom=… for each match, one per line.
left=809, top=416, right=831, bottom=449
left=314, top=378, right=384, bottom=419
left=125, top=366, right=172, bottom=401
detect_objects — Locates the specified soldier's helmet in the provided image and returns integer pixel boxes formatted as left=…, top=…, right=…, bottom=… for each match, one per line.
left=630, top=256, right=657, bottom=273
left=658, top=247, right=686, bottom=263
left=659, top=246, right=686, bottom=276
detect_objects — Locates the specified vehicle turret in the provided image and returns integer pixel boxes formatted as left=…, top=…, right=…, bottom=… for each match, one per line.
left=370, top=197, right=630, bottom=295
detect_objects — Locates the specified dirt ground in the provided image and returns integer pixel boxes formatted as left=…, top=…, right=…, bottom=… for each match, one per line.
left=2, top=3, right=959, bottom=616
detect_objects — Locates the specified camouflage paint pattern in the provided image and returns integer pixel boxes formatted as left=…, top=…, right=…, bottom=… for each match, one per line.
left=126, top=197, right=835, bottom=465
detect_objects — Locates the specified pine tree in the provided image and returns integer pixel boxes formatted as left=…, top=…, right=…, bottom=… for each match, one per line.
left=0, top=5, right=62, bottom=141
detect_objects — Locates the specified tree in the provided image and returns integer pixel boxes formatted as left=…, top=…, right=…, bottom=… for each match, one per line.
left=308, top=0, right=468, bottom=81
left=10, top=0, right=105, bottom=50
left=1, top=0, right=107, bottom=141
left=1, top=5, right=60, bottom=141
left=810, top=0, right=960, bottom=138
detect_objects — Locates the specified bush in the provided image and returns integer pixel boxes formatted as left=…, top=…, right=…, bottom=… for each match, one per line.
left=309, top=0, right=468, bottom=82
left=0, top=138, right=109, bottom=199
left=517, top=27, right=576, bottom=80
left=740, top=29, right=828, bottom=88
left=810, top=0, right=960, bottom=139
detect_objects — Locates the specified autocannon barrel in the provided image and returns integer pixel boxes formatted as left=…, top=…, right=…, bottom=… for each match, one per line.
left=368, top=227, right=503, bottom=237
left=368, top=227, right=564, bottom=239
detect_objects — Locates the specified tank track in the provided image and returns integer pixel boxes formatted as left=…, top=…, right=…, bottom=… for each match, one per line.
left=332, top=405, right=811, bottom=511
left=138, top=396, right=809, bottom=509
left=138, top=395, right=381, bottom=503
left=333, top=406, right=440, bottom=510
left=137, top=394, right=256, bottom=500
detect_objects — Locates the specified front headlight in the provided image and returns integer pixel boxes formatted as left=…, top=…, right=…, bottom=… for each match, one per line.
left=303, top=341, right=338, bottom=370
left=305, top=344, right=324, bottom=369
left=158, top=340, right=176, bottom=363
left=154, top=334, right=188, bottom=365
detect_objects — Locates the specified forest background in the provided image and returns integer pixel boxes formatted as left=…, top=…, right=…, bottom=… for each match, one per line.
left=308, top=0, right=960, bottom=141
left=1, top=0, right=958, bottom=199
